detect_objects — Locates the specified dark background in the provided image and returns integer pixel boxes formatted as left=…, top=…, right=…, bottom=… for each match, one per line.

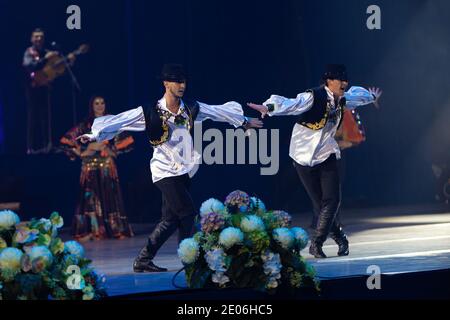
left=0, top=0, right=449, bottom=223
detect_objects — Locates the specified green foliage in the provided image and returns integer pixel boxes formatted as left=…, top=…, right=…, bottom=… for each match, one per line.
left=185, top=255, right=212, bottom=289
left=181, top=190, right=319, bottom=295
left=245, top=231, right=270, bottom=253
left=230, top=213, right=246, bottom=228
left=0, top=211, right=107, bottom=300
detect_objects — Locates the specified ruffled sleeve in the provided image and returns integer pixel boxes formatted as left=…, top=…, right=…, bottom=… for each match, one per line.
left=85, top=106, right=146, bottom=142
left=195, top=101, right=245, bottom=128
left=344, top=86, right=376, bottom=110
left=263, top=91, right=314, bottom=116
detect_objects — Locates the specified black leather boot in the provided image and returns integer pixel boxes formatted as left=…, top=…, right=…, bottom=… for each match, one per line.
left=333, top=234, right=349, bottom=256
left=337, top=237, right=349, bottom=256
left=330, top=225, right=349, bottom=256
left=133, top=259, right=168, bottom=272
left=309, top=241, right=327, bottom=258
left=133, top=219, right=178, bottom=273
left=310, top=205, right=336, bottom=258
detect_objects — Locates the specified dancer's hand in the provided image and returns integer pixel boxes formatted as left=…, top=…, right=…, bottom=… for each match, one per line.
left=244, top=117, right=264, bottom=129
left=76, top=134, right=95, bottom=144
left=369, top=87, right=383, bottom=109
left=247, top=103, right=269, bottom=118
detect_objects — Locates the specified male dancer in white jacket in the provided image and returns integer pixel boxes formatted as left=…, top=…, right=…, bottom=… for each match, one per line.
left=248, top=64, right=382, bottom=258
left=79, top=64, right=262, bottom=271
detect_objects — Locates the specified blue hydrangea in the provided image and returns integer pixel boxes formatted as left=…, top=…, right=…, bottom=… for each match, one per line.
left=200, top=198, right=226, bottom=217
left=0, top=210, right=20, bottom=231
left=177, top=238, right=200, bottom=264
left=273, top=228, right=295, bottom=249
left=250, top=197, right=266, bottom=212
left=291, top=227, right=309, bottom=250
left=219, top=227, right=244, bottom=249
left=64, top=241, right=85, bottom=258
left=240, top=215, right=266, bottom=233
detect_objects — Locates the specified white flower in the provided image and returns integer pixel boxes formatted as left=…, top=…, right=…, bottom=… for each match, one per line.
left=291, top=227, right=309, bottom=250
left=205, top=248, right=227, bottom=272
left=273, top=227, right=295, bottom=249
left=263, top=260, right=282, bottom=276
left=0, top=247, right=23, bottom=273
left=250, top=197, right=266, bottom=212
left=39, top=218, right=52, bottom=232
left=29, top=246, right=53, bottom=267
left=261, top=250, right=274, bottom=262
left=261, top=250, right=282, bottom=289
left=212, top=271, right=230, bottom=286
left=266, top=278, right=279, bottom=289
left=261, top=250, right=282, bottom=274
left=0, top=210, right=20, bottom=231
left=200, top=198, right=225, bottom=217
left=177, top=238, right=200, bottom=264
left=204, top=248, right=229, bottom=287
left=219, top=227, right=244, bottom=249
left=240, top=215, right=265, bottom=233
left=64, top=241, right=85, bottom=258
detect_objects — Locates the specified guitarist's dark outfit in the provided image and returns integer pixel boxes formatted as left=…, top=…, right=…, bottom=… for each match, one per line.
left=23, top=45, right=52, bottom=154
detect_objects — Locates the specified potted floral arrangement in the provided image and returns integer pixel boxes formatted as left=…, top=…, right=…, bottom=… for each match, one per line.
left=0, top=210, right=107, bottom=300
left=177, top=190, right=319, bottom=293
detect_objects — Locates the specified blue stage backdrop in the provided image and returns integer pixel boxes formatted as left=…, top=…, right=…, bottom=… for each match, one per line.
left=0, top=0, right=449, bottom=223
left=0, top=100, right=4, bottom=153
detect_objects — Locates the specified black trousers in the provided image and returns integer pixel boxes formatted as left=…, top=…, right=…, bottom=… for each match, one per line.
left=294, top=154, right=346, bottom=245
left=26, top=86, right=52, bottom=153
left=136, top=174, right=196, bottom=263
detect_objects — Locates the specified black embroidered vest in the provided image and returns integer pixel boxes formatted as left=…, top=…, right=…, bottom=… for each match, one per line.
left=296, top=86, right=346, bottom=130
left=144, top=100, right=200, bottom=146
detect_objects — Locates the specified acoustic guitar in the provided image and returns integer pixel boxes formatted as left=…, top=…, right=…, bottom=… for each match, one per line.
left=30, top=44, right=89, bottom=88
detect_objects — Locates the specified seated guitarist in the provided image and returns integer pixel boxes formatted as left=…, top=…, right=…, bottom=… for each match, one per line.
left=23, top=28, right=75, bottom=154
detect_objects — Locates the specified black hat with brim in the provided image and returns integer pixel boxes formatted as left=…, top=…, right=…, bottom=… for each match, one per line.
left=322, top=64, right=348, bottom=81
left=160, top=63, right=187, bottom=82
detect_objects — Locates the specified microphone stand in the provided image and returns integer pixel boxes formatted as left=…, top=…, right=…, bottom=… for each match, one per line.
left=61, top=53, right=81, bottom=126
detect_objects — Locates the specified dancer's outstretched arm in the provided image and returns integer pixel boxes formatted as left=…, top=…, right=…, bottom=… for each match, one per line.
left=196, top=101, right=263, bottom=129
left=77, top=106, right=146, bottom=143
left=247, top=86, right=382, bottom=117
left=345, top=86, right=382, bottom=109
left=77, top=101, right=263, bottom=143
left=246, top=91, right=314, bottom=118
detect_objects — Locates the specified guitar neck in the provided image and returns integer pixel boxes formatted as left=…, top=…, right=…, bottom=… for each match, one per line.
left=53, top=48, right=86, bottom=66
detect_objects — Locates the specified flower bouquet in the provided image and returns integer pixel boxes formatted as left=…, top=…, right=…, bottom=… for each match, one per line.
left=0, top=210, right=107, bottom=300
left=178, top=190, right=319, bottom=293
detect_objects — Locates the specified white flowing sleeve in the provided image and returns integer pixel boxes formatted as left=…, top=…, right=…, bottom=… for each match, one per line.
left=86, top=106, right=146, bottom=142
left=262, top=91, right=314, bottom=116
left=195, top=101, right=245, bottom=128
left=344, top=86, right=376, bottom=110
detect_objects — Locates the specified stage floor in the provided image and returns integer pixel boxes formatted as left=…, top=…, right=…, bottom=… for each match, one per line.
left=70, top=205, right=450, bottom=297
